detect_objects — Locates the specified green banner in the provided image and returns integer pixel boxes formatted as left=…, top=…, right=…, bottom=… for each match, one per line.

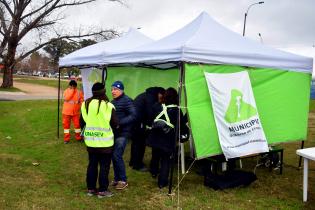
left=185, top=63, right=311, bottom=159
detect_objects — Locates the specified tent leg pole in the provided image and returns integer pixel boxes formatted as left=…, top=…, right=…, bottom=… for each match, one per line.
left=181, top=143, right=185, bottom=174
left=298, top=141, right=305, bottom=168
left=57, top=67, right=61, bottom=138
left=102, top=66, right=107, bottom=85
left=168, top=62, right=184, bottom=200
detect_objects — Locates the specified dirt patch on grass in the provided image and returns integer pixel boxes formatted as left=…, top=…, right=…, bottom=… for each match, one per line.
left=0, top=153, right=22, bottom=161
left=0, top=78, right=59, bottom=100
left=0, top=77, right=58, bottom=95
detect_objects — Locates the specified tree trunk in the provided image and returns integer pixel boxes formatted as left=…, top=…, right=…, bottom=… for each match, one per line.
left=1, top=42, right=17, bottom=88
left=1, top=65, right=13, bottom=88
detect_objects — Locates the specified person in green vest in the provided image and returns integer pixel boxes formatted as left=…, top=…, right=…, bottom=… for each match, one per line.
left=81, top=82, right=118, bottom=198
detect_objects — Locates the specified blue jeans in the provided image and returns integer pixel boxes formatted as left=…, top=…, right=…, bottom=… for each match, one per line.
left=112, top=136, right=128, bottom=182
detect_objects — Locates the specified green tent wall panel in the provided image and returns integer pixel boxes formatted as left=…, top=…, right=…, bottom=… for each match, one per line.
left=100, top=64, right=310, bottom=160
left=185, top=63, right=311, bottom=159
left=105, top=67, right=179, bottom=100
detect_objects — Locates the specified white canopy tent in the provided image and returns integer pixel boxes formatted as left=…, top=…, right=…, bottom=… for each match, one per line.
left=59, top=28, right=154, bottom=100
left=105, top=12, right=312, bottom=73
left=57, top=28, right=154, bottom=139
left=59, top=28, right=153, bottom=67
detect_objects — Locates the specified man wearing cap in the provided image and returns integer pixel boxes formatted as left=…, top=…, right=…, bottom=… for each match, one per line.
left=62, top=80, right=84, bottom=143
left=111, top=81, right=136, bottom=190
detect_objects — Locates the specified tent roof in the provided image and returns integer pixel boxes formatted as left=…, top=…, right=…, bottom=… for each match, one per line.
left=106, top=12, right=312, bottom=73
left=59, top=28, right=153, bottom=67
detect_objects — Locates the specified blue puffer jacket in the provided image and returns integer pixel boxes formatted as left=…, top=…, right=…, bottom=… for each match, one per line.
left=111, top=93, right=137, bottom=138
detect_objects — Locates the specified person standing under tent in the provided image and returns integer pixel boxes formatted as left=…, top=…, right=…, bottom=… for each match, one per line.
left=129, top=87, right=165, bottom=171
left=146, top=87, right=184, bottom=188
left=62, top=80, right=84, bottom=143
left=148, top=92, right=165, bottom=178
left=111, top=81, right=137, bottom=190
left=81, top=82, right=118, bottom=198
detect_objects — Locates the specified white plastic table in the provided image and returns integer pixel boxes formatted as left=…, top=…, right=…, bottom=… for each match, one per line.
left=296, top=147, right=315, bottom=202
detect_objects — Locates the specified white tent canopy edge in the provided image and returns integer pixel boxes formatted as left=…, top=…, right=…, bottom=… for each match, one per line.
left=59, top=28, right=154, bottom=67
left=104, top=12, right=312, bottom=73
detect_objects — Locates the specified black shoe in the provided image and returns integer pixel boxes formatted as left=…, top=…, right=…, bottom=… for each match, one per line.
left=134, top=166, right=148, bottom=172
left=158, top=183, right=168, bottom=189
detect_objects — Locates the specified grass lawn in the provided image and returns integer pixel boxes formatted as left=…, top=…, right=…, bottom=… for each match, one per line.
left=14, top=77, right=81, bottom=90
left=310, top=100, right=315, bottom=112
left=1, top=100, right=315, bottom=209
left=0, top=73, right=79, bottom=90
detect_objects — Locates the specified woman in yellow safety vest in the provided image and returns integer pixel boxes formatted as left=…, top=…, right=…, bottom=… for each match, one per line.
left=81, top=82, right=118, bottom=198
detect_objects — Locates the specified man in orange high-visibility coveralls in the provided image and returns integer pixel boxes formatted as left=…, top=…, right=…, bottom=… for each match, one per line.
left=62, top=80, right=84, bottom=143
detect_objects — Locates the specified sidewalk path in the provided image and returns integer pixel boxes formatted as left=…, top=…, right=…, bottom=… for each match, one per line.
left=0, top=78, right=61, bottom=101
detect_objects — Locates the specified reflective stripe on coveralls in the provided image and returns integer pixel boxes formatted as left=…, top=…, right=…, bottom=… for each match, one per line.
left=74, top=128, right=81, bottom=133
left=153, top=104, right=177, bottom=128
left=81, top=100, right=114, bottom=148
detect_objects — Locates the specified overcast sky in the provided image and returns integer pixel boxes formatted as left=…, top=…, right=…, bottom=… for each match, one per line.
left=60, top=0, right=315, bottom=59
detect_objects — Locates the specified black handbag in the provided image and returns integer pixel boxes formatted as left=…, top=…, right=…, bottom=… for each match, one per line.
left=152, top=119, right=173, bottom=134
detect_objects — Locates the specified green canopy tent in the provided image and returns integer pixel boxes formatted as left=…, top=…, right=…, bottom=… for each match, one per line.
left=59, top=12, right=313, bottom=193
left=100, top=12, right=313, bottom=159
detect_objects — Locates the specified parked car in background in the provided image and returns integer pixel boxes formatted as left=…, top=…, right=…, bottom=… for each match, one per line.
left=62, top=74, right=69, bottom=79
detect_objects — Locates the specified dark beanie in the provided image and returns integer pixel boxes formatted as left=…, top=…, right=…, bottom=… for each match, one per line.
left=92, top=82, right=105, bottom=97
left=69, top=80, right=77, bottom=87
left=111, top=81, right=124, bottom=91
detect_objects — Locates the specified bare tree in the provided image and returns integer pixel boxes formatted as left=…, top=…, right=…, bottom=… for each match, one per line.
left=0, top=0, right=121, bottom=88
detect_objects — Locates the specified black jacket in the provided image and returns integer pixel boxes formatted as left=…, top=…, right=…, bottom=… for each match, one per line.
left=134, top=87, right=163, bottom=127
left=146, top=104, right=184, bottom=154
left=111, top=93, right=136, bottom=138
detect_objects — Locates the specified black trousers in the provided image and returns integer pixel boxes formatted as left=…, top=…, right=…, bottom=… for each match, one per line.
left=79, top=113, right=86, bottom=130
left=150, top=148, right=171, bottom=187
left=158, top=149, right=172, bottom=187
left=130, top=128, right=146, bottom=169
left=150, top=147, right=160, bottom=176
left=86, top=151, right=112, bottom=192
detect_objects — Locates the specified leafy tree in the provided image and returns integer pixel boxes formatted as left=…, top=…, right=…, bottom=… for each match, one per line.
left=40, top=56, right=50, bottom=71
left=27, top=52, right=51, bottom=72
left=79, top=39, right=97, bottom=48
left=0, top=0, right=121, bottom=88
left=43, top=38, right=100, bottom=75
left=29, top=52, right=42, bottom=72
left=43, top=39, right=79, bottom=68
